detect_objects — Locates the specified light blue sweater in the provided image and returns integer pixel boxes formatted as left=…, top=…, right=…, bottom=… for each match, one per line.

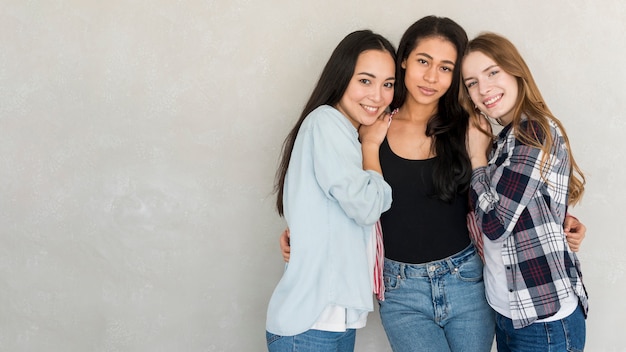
left=266, top=105, right=392, bottom=336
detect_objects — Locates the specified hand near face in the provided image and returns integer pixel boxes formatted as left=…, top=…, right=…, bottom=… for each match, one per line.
left=466, top=113, right=492, bottom=169
left=358, top=111, right=391, bottom=148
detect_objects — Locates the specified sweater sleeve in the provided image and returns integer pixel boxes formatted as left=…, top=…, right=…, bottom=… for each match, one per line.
left=310, top=110, right=392, bottom=227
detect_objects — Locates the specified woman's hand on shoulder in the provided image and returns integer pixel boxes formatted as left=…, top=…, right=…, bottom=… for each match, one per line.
left=359, top=111, right=391, bottom=148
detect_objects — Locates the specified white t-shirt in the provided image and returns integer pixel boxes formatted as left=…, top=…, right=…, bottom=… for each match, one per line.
left=483, top=234, right=578, bottom=322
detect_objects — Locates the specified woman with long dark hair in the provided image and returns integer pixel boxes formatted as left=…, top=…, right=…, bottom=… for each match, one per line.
left=266, top=29, right=397, bottom=352
left=368, top=16, right=495, bottom=351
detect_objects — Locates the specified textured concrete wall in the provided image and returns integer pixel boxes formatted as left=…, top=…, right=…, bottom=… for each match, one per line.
left=1, top=1, right=623, bottom=351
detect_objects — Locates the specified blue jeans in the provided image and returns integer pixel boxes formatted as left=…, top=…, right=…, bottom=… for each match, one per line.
left=266, top=329, right=356, bottom=352
left=379, top=244, right=495, bottom=352
left=495, top=304, right=586, bottom=352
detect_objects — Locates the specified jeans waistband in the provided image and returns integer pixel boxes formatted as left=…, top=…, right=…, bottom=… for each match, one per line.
left=384, top=243, right=478, bottom=279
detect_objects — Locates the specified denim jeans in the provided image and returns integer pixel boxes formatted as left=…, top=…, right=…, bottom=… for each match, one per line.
left=495, top=304, right=586, bottom=352
left=266, top=329, right=356, bottom=352
left=379, top=244, right=495, bottom=352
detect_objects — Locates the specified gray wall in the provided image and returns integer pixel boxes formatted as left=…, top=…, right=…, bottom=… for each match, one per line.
left=1, top=1, right=624, bottom=351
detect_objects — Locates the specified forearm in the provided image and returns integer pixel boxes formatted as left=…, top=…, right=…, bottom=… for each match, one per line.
left=362, top=142, right=383, bottom=174
left=470, top=155, right=488, bottom=170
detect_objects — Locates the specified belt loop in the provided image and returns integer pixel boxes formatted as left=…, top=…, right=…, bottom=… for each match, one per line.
left=450, top=244, right=471, bottom=269
left=399, top=263, right=406, bottom=279
left=446, top=258, right=455, bottom=272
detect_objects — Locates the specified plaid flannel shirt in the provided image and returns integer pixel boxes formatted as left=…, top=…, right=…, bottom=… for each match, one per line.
left=470, top=117, right=588, bottom=329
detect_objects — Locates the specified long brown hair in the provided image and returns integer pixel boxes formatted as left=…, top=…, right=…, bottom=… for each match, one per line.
left=460, top=32, right=585, bottom=205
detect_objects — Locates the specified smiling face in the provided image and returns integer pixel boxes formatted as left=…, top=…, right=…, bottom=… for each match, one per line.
left=402, top=36, right=457, bottom=108
left=462, top=50, right=519, bottom=125
left=335, top=49, right=396, bottom=128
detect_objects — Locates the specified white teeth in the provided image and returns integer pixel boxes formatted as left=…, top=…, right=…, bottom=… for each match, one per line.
left=363, top=105, right=377, bottom=112
left=484, top=95, right=501, bottom=105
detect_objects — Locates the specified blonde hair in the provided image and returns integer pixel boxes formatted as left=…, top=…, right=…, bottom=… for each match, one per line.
left=459, top=32, right=585, bottom=205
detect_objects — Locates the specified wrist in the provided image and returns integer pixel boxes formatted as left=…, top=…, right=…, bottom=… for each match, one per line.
left=361, top=141, right=381, bottom=153
left=362, top=144, right=382, bottom=174
left=470, top=156, right=488, bottom=169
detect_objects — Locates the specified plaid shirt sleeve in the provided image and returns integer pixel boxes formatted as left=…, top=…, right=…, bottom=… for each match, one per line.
left=469, top=118, right=588, bottom=329
left=469, top=121, right=566, bottom=241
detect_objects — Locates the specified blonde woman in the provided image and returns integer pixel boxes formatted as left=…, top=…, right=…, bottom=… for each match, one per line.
left=463, top=32, right=588, bottom=351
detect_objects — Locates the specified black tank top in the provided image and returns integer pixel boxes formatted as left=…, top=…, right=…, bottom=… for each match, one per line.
left=380, top=138, right=470, bottom=264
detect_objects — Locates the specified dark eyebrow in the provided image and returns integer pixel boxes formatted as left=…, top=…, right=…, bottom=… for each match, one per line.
left=356, top=72, right=396, bottom=81
left=416, top=52, right=456, bottom=67
left=463, top=64, right=499, bottom=82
